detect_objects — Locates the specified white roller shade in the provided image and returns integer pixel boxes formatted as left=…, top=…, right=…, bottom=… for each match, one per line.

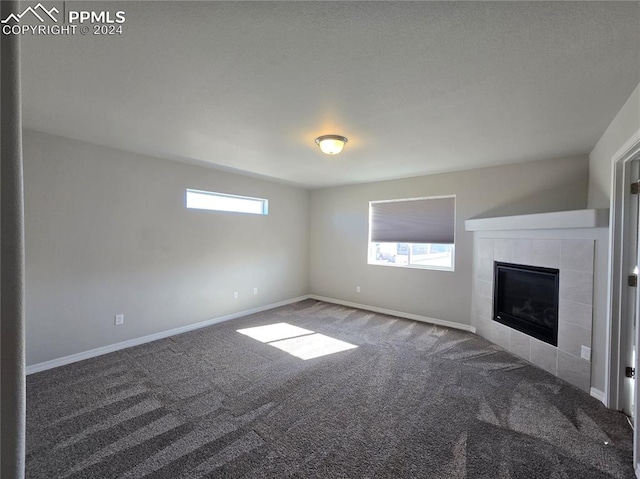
left=370, top=196, right=455, bottom=244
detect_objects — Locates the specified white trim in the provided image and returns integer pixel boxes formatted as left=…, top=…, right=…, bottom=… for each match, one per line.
left=308, top=294, right=476, bottom=333
left=590, top=387, right=606, bottom=405
left=367, top=261, right=455, bottom=273
left=607, top=129, right=640, bottom=410
left=26, top=295, right=475, bottom=374
left=614, top=129, right=640, bottom=166
left=607, top=127, right=640, bottom=473
left=605, top=161, right=621, bottom=410
left=464, top=209, right=609, bottom=232
left=370, top=194, right=456, bottom=205
left=26, top=295, right=310, bottom=375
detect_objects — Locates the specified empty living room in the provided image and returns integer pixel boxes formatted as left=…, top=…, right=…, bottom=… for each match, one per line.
left=2, top=1, right=640, bottom=478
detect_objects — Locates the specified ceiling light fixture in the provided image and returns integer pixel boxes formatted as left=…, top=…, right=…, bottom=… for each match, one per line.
left=315, top=134, right=348, bottom=155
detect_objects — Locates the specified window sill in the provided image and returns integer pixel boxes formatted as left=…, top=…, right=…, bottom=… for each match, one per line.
left=367, top=261, right=455, bottom=272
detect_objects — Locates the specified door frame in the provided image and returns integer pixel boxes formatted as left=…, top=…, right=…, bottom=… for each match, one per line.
left=607, top=129, right=640, bottom=474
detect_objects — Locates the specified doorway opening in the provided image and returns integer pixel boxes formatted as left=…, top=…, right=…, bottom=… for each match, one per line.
left=608, top=132, right=640, bottom=473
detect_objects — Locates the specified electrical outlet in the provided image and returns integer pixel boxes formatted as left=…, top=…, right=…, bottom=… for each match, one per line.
left=115, top=314, right=124, bottom=325
left=356, top=286, right=361, bottom=293
left=233, top=291, right=238, bottom=299
left=581, top=345, right=591, bottom=361
left=253, top=287, right=258, bottom=295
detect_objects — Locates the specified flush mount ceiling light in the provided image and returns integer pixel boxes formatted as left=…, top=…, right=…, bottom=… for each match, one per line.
left=315, top=135, right=348, bottom=155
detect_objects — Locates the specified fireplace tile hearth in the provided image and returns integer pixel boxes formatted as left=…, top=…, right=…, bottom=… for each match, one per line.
left=513, top=239, right=533, bottom=265
left=558, top=299, right=592, bottom=330
left=494, top=239, right=514, bottom=262
left=508, top=329, right=531, bottom=360
left=558, top=321, right=591, bottom=358
left=491, top=321, right=510, bottom=350
left=476, top=279, right=492, bottom=299
left=478, top=259, right=493, bottom=282
left=560, top=270, right=594, bottom=305
left=532, top=239, right=560, bottom=268
left=558, top=350, right=591, bottom=392
left=476, top=317, right=491, bottom=339
left=473, top=236, right=595, bottom=393
left=560, top=239, right=595, bottom=273
left=530, top=337, right=557, bottom=376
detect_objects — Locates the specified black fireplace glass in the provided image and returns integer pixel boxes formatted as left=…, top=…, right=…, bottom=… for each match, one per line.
left=493, top=262, right=559, bottom=346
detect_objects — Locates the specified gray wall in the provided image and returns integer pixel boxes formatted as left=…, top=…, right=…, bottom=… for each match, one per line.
left=586, top=82, right=640, bottom=399
left=309, top=155, right=589, bottom=326
left=23, top=130, right=310, bottom=366
left=588, top=82, right=640, bottom=208
left=24, top=128, right=598, bottom=368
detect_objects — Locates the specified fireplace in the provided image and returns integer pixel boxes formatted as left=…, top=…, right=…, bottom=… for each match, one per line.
left=493, top=262, right=559, bottom=346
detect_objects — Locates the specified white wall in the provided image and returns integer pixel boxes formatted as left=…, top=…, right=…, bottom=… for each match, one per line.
left=589, top=82, right=640, bottom=208
left=585, top=82, right=640, bottom=395
left=309, top=156, right=589, bottom=327
left=23, top=130, right=310, bottom=366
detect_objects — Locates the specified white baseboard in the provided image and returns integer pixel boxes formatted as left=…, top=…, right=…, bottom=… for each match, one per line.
left=26, top=295, right=311, bottom=375
left=308, top=295, right=476, bottom=333
left=27, top=294, right=475, bottom=375
left=636, top=463, right=640, bottom=479
left=590, top=387, right=606, bottom=405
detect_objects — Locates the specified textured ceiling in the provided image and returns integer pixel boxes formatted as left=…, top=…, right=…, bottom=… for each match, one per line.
left=20, top=1, right=640, bottom=188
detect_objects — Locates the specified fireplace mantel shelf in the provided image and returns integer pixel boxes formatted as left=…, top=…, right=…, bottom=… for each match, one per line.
left=464, top=209, right=609, bottom=232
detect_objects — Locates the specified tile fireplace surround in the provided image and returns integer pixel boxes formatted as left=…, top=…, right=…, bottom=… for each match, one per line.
left=466, top=209, right=609, bottom=394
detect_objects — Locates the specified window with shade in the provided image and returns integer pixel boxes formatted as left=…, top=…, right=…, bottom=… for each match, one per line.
left=368, top=195, right=455, bottom=271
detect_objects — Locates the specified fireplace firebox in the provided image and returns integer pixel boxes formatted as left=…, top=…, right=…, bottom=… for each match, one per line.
left=493, top=262, right=559, bottom=346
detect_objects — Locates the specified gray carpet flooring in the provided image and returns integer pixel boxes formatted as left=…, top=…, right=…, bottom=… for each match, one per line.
left=26, top=300, right=635, bottom=478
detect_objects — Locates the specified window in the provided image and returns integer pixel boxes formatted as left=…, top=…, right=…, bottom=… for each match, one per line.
left=186, top=189, right=268, bottom=215
left=368, top=195, right=455, bottom=271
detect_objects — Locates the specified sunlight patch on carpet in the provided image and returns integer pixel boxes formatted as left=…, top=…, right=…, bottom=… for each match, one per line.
left=237, top=323, right=357, bottom=360
left=237, top=323, right=313, bottom=343
left=270, top=333, right=358, bottom=360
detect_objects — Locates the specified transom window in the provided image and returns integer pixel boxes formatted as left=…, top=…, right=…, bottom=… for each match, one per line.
left=186, top=189, right=268, bottom=215
left=368, top=195, right=455, bottom=271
